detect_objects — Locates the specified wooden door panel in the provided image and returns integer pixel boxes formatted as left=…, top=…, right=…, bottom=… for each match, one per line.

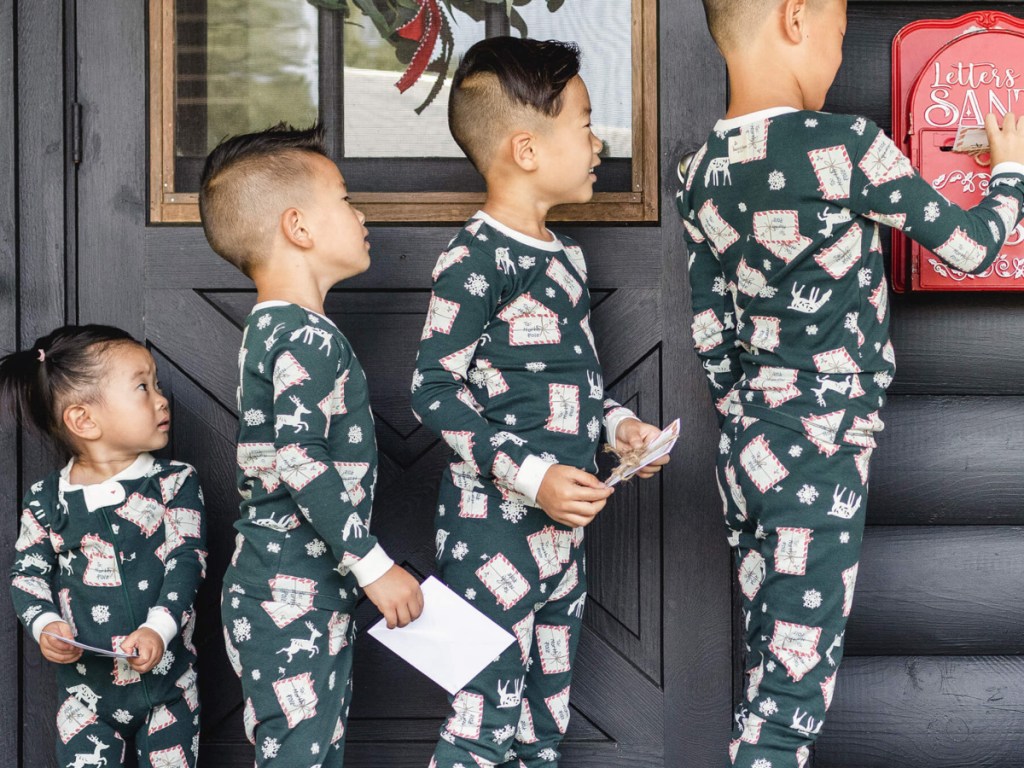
left=142, top=282, right=669, bottom=764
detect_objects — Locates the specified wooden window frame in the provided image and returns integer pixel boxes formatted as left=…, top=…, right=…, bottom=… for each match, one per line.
left=149, top=0, right=659, bottom=224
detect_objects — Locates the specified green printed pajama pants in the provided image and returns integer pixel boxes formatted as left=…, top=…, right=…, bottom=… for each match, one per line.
left=718, top=416, right=871, bottom=768
left=55, top=662, right=199, bottom=768
left=221, top=591, right=356, bottom=767
left=431, top=477, right=588, bottom=768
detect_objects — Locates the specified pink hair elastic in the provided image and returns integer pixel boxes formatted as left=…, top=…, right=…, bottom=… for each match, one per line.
left=36, top=349, right=45, bottom=362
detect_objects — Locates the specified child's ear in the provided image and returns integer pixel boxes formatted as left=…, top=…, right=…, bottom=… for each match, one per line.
left=63, top=403, right=100, bottom=441
left=510, top=131, right=539, bottom=172
left=782, top=0, right=808, bottom=44
left=280, top=207, right=314, bottom=250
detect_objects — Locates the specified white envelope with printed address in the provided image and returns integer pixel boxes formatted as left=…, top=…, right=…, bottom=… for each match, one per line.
left=367, top=576, right=516, bottom=694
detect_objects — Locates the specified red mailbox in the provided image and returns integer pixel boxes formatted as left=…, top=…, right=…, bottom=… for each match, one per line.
left=891, top=12, right=1024, bottom=291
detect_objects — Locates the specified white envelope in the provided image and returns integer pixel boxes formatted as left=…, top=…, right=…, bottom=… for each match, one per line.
left=40, top=630, right=138, bottom=658
left=367, top=576, right=516, bottom=694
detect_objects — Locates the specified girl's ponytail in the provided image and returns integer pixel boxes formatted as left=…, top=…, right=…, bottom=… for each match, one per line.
left=0, top=325, right=139, bottom=453
left=0, top=344, right=53, bottom=435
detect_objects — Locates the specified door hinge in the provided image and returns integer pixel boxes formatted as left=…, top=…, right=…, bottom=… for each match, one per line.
left=71, top=101, right=82, bottom=165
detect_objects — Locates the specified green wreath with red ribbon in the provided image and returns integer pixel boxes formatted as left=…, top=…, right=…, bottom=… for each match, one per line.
left=308, top=0, right=566, bottom=113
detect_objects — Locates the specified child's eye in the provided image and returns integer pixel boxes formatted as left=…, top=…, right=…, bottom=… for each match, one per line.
left=137, top=383, right=147, bottom=391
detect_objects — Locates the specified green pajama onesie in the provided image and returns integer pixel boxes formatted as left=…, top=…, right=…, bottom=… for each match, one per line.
left=411, top=212, right=636, bottom=767
left=677, top=108, right=1024, bottom=768
left=222, top=301, right=394, bottom=767
left=9, top=454, right=207, bottom=768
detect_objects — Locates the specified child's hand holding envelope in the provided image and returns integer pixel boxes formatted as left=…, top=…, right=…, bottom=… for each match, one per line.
left=606, top=418, right=680, bottom=487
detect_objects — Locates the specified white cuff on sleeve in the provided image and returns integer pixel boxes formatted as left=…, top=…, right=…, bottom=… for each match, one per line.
left=31, top=611, right=65, bottom=644
left=992, top=162, right=1024, bottom=179
left=140, top=607, right=179, bottom=651
left=348, top=544, right=395, bottom=587
left=513, top=454, right=556, bottom=507
left=603, top=408, right=639, bottom=451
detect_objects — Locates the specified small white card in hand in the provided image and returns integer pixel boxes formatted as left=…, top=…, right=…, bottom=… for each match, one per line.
left=367, top=576, right=515, bottom=694
left=605, top=418, right=681, bottom=487
left=40, top=630, right=138, bottom=659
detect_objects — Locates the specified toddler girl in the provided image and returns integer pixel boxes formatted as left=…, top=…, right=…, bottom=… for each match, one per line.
left=2, top=325, right=206, bottom=768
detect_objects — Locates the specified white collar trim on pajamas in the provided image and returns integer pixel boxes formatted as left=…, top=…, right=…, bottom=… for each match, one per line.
left=59, top=453, right=156, bottom=512
left=715, top=107, right=800, bottom=133
left=251, top=300, right=338, bottom=329
left=472, top=210, right=564, bottom=252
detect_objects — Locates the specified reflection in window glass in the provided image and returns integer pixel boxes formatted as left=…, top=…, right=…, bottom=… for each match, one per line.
left=341, top=0, right=632, bottom=158
left=176, top=0, right=319, bottom=159
left=173, top=0, right=631, bottom=192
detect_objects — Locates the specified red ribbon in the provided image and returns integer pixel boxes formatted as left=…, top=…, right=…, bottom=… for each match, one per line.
left=395, top=0, right=443, bottom=93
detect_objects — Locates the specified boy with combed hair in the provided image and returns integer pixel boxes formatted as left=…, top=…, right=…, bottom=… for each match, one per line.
left=412, top=38, right=668, bottom=767
left=200, top=122, right=423, bottom=767
left=679, top=1, right=1024, bottom=766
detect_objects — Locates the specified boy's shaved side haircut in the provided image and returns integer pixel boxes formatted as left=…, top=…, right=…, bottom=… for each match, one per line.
left=199, top=122, right=329, bottom=275
left=449, top=37, right=581, bottom=173
left=702, top=0, right=781, bottom=50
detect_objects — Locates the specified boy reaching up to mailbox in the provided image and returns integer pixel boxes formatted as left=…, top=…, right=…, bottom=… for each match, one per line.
left=679, top=1, right=1024, bottom=766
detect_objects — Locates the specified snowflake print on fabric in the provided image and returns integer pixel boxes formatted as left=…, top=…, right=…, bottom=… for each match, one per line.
left=586, top=417, right=600, bottom=441
left=890, top=191, right=902, bottom=203
left=501, top=500, right=527, bottom=524
left=789, top=445, right=803, bottom=457
left=759, top=698, right=779, bottom=717
left=504, top=414, right=517, bottom=426
left=768, top=171, right=786, bottom=190
left=752, top=760, right=773, bottom=768
left=257, top=314, right=272, bottom=330
left=452, top=542, right=469, bottom=561
left=348, top=425, right=363, bottom=444
left=243, top=409, right=266, bottom=427
left=526, top=362, right=546, bottom=372
left=803, top=590, right=823, bottom=609
left=806, top=325, right=818, bottom=335
left=805, top=118, right=818, bottom=128
left=797, top=485, right=819, bottom=505
left=465, top=273, right=489, bottom=297
left=924, top=201, right=941, bottom=222
left=840, top=532, right=851, bottom=544
left=138, top=580, right=149, bottom=591
left=519, top=255, right=536, bottom=269
left=233, top=618, right=252, bottom=643
left=262, top=737, right=281, bottom=759
left=858, top=268, right=873, bottom=287
left=91, top=605, right=110, bottom=624
left=305, top=539, right=327, bottom=558
left=113, top=709, right=133, bottom=724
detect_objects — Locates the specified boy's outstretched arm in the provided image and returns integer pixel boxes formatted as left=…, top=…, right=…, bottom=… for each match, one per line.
left=848, top=115, right=1024, bottom=275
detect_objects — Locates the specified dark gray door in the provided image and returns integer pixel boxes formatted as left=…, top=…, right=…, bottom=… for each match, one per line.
left=30, top=1, right=734, bottom=766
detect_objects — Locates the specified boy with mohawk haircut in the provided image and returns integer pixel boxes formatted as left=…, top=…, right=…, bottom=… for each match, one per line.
left=199, top=122, right=423, bottom=767
left=412, top=37, right=668, bottom=768
left=679, top=1, right=1024, bottom=766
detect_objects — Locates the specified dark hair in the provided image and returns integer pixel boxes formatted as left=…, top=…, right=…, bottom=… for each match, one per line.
left=199, top=122, right=329, bottom=275
left=449, top=37, right=581, bottom=172
left=452, top=37, right=581, bottom=119
left=0, top=324, right=140, bottom=455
